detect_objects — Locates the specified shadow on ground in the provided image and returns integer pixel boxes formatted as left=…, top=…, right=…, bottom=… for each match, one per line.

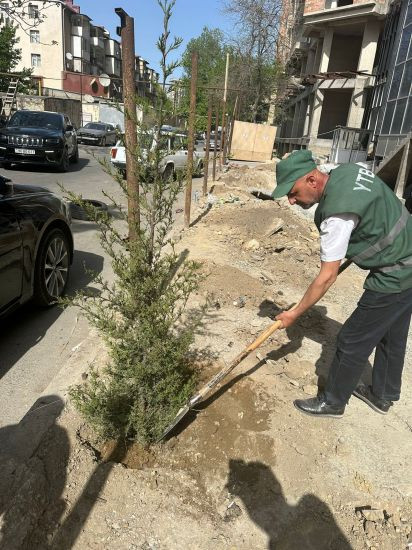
left=0, top=396, right=69, bottom=550
left=2, top=157, right=90, bottom=174
left=258, top=301, right=373, bottom=389
left=227, top=458, right=353, bottom=549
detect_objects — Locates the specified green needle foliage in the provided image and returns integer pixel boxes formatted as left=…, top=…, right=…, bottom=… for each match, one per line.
left=0, top=24, right=32, bottom=93
left=68, top=0, right=204, bottom=445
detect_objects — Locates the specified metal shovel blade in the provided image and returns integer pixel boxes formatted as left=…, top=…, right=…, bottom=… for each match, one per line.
left=157, top=404, right=191, bottom=442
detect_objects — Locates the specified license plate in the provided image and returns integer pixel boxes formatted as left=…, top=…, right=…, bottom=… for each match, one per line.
left=15, top=148, right=35, bottom=155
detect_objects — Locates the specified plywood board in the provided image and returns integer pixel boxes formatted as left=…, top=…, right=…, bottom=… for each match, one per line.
left=230, top=120, right=276, bottom=162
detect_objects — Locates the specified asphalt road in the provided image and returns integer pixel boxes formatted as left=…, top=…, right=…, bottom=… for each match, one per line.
left=0, top=145, right=205, bottom=427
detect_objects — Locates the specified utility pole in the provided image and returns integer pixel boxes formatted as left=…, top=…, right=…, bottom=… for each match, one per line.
left=202, top=98, right=212, bottom=196
left=115, top=7, right=139, bottom=240
left=212, top=102, right=219, bottom=182
left=184, top=51, right=198, bottom=228
left=220, top=53, right=229, bottom=167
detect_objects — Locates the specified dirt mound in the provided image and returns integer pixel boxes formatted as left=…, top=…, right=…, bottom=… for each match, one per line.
left=216, top=161, right=277, bottom=194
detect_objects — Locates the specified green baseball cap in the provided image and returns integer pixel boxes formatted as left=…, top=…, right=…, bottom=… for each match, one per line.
left=272, top=150, right=316, bottom=199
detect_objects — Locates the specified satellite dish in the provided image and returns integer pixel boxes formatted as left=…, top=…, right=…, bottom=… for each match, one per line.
left=84, top=94, right=94, bottom=103
left=66, top=52, right=73, bottom=61
left=98, top=73, right=111, bottom=87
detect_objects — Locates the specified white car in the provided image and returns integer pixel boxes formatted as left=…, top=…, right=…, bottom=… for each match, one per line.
left=110, top=130, right=204, bottom=179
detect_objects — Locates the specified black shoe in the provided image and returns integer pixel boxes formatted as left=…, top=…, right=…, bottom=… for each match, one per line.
left=353, top=384, right=393, bottom=415
left=293, top=394, right=345, bottom=418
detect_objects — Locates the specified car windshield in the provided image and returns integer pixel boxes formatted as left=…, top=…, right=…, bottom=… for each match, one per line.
left=8, top=111, right=63, bottom=130
left=84, top=123, right=107, bottom=130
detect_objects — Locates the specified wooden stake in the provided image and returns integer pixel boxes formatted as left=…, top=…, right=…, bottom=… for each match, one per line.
left=203, top=99, right=212, bottom=196
left=184, top=51, right=198, bottom=228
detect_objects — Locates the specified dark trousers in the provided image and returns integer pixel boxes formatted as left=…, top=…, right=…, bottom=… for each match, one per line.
left=325, top=287, right=412, bottom=406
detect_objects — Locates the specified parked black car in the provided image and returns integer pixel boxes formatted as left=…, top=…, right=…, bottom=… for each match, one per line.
left=0, top=174, right=73, bottom=318
left=77, top=122, right=117, bottom=146
left=0, top=110, right=79, bottom=172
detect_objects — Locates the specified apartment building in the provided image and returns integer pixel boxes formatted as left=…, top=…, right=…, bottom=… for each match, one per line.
left=275, top=0, right=391, bottom=156
left=135, top=56, right=159, bottom=101
left=0, top=1, right=122, bottom=99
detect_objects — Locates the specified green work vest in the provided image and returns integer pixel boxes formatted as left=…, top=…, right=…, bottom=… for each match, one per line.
left=314, top=164, right=412, bottom=293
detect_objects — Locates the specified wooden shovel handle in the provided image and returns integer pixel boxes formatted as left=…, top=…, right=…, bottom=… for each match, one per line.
left=246, top=319, right=283, bottom=351
left=246, top=300, right=301, bottom=351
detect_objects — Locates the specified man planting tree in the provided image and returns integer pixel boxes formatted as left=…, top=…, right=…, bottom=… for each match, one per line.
left=272, top=150, right=412, bottom=418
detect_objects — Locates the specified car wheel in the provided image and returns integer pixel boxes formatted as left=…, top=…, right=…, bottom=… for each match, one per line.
left=70, top=144, right=79, bottom=164
left=101, top=137, right=106, bottom=147
left=69, top=199, right=108, bottom=221
left=163, top=164, right=174, bottom=181
left=58, top=148, right=69, bottom=172
left=33, top=228, right=70, bottom=306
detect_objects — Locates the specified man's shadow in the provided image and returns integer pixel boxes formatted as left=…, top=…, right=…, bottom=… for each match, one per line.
left=0, top=395, right=70, bottom=550
left=259, top=300, right=373, bottom=390
left=227, top=459, right=353, bottom=550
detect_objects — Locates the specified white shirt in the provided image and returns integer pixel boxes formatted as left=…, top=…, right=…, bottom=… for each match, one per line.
left=320, top=213, right=359, bottom=262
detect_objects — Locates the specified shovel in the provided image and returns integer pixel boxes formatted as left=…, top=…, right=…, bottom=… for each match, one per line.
left=158, top=259, right=352, bottom=442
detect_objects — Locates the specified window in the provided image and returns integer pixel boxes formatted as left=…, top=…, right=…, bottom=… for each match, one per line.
left=400, top=59, right=412, bottom=97
left=401, top=96, right=412, bottom=134
left=397, top=26, right=412, bottom=63
left=31, top=53, right=41, bottom=67
left=391, top=97, right=407, bottom=134
left=30, top=30, right=40, bottom=43
left=389, top=64, right=404, bottom=99
left=28, top=4, right=39, bottom=18
left=381, top=101, right=395, bottom=134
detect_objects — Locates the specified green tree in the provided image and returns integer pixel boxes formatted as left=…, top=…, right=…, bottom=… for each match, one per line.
left=68, top=0, right=204, bottom=446
left=223, top=0, right=282, bottom=123
left=179, top=27, right=228, bottom=131
left=0, top=24, right=32, bottom=93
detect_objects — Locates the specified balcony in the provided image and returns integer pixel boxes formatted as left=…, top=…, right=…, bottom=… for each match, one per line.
left=105, top=39, right=121, bottom=58
left=71, top=36, right=90, bottom=60
left=106, top=57, right=121, bottom=77
left=90, top=54, right=105, bottom=69
left=90, top=36, right=104, bottom=49
left=303, top=0, right=388, bottom=34
left=71, top=24, right=90, bottom=38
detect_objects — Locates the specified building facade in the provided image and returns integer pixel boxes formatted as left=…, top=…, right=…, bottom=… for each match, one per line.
left=364, top=0, right=412, bottom=160
left=135, top=56, right=159, bottom=101
left=0, top=0, right=158, bottom=106
left=0, top=1, right=121, bottom=99
left=275, top=0, right=390, bottom=157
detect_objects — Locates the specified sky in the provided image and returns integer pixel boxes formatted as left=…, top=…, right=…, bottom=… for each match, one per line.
left=77, top=0, right=234, bottom=77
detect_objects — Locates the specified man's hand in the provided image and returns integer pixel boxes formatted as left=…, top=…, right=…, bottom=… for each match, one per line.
left=275, top=260, right=341, bottom=329
left=276, top=308, right=299, bottom=329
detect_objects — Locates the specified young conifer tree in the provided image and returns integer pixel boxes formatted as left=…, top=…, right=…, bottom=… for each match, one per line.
left=68, top=0, right=203, bottom=445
